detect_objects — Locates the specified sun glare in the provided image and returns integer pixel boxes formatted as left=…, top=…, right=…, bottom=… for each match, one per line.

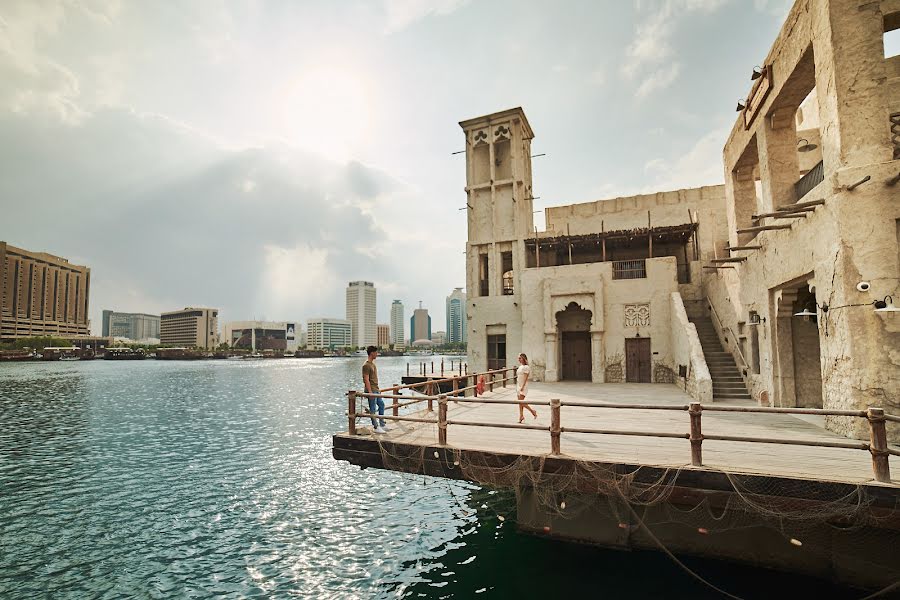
left=279, top=66, right=373, bottom=160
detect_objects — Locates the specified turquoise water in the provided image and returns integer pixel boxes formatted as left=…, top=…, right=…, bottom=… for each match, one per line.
left=0, top=358, right=860, bottom=598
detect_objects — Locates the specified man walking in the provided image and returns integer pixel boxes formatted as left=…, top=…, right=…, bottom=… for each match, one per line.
left=362, top=345, right=388, bottom=433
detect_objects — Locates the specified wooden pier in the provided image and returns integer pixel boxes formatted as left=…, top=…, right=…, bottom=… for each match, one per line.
left=333, top=369, right=900, bottom=589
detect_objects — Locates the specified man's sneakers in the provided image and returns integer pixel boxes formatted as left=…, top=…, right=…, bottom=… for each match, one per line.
left=373, top=426, right=387, bottom=434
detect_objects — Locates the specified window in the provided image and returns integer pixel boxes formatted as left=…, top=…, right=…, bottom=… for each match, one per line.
left=487, top=334, right=506, bottom=370
left=479, top=254, right=489, bottom=296
left=500, top=251, right=513, bottom=295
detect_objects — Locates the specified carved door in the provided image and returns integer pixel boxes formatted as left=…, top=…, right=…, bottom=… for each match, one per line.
left=625, top=338, right=651, bottom=383
left=561, top=331, right=592, bottom=380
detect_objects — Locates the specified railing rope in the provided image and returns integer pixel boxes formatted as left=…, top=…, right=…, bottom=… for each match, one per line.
left=868, top=407, right=891, bottom=483
left=550, top=398, right=561, bottom=455
left=689, top=402, right=703, bottom=466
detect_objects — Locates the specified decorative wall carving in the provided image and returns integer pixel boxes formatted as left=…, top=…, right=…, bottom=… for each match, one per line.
left=624, top=303, right=650, bottom=327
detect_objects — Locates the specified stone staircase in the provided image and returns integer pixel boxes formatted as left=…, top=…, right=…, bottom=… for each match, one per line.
left=691, top=317, right=752, bottom=402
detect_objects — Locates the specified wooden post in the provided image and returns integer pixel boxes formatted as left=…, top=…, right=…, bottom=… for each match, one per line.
left=689, top=402, right=703, bottom=466
left=868, top=407, right=891, bottom=483
left=550, top=398, right=561, bottom=455
left=601, top=220, right=606, bottom=262
left=438, top=395, right=448, bottom=445
left=392, top=383, right=399, bottom=416
left=348, top=391, right=358, bottom=436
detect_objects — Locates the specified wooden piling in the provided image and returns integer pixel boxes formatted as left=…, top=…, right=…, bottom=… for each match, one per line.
left=438, top=395, right=448, bottom=445
left=868, top=407, right=891, bottom=483
left=550, top=398, right=561, bottom=455
left=348, top=391, right=358, bottom=435
left=689, top=402, right=703, bottom=466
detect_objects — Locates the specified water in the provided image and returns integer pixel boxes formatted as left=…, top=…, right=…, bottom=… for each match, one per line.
left=0, top=358, right=862, bottom=599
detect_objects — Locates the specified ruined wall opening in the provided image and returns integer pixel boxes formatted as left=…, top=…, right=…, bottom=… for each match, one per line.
left=556, top=302, right=592, bottom=381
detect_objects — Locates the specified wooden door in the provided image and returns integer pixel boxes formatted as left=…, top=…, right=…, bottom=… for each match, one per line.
left=625, top=338, right=651, bottom=383
left=561, top=331, right=592, bottom=380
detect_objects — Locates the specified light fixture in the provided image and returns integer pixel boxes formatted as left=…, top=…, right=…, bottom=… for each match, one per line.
left=751, top=66, right=764, bottom=80
left=874, top=296, right=899, bottom=313
left=736, top=99, right=747, bottom=112
left=797, top=138, right=818, bottom=152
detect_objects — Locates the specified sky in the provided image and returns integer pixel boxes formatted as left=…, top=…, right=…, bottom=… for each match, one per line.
left=3, top=0, right=891, bottom=335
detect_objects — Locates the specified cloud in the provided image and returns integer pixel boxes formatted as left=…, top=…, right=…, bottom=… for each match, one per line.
left=622, top=0, right=727, bottom=96
left=382, top=0, right=471, bottom=33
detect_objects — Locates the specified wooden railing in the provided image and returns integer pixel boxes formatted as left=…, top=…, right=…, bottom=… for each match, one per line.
left=348, top=371, right=899, bottom=484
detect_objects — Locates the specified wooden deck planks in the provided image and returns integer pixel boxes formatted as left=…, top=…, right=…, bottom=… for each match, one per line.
left=349, top=382, right=897, bottom=486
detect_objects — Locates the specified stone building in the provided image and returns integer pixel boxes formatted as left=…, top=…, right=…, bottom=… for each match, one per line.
left=462, top=0, right=899, bottom=440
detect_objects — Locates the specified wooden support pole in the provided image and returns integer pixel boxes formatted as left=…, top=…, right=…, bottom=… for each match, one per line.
left=775, top=198, right=825, bottom=211
left=348, top=391, right=358, bottom=435
left=550, top=398, right=561, bottom=455
left=689, top=402, right=703, bottom=466
left=392, top=384, right=399, bottom=416
left=735, top=224, right=792, bottom=233
left=868, top=407, right=891, bottom=483
left=438, top=395, right=448, bottom=445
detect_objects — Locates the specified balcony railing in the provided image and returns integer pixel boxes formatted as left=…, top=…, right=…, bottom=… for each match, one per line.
left=794, top=160, right=824, bottom=200
left=612, top=259, right=647, bottom=280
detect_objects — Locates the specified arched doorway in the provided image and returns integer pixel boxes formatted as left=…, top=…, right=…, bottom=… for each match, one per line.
left=557, top=302, right=592, bottom=380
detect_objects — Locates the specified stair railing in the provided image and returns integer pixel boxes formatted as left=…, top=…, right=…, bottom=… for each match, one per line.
left=706, top=297, right=749, bottom=371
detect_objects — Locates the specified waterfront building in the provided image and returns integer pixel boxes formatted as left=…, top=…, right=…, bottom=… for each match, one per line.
left=409, top=303, right=431, bottom=345
left=445, top=288, right=467, bottom=344
left=462, top=1, right=900, bottom=441
left=101, top=310, right=160, bottom=342
left=0, top=242, right=90, bottom=341
left=306, top=318, right=352, bottom=350
left=159, top=307, right=219, bottom=349
left=431, top=331, right=446, bottom=346
left=390, top=300, right=405, bottom=347
left=223, top=321, right=299, bottom=352
left=376, top=323, right=390, bottom=348
left=346, top=281, right=376, bottom=348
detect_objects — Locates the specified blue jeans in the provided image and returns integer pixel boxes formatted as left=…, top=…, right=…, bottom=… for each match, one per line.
left=369, top=395, right=385, bottom=427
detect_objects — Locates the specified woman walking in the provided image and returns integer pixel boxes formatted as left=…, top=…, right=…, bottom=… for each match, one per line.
left=516, top=353, right=538, bottom=423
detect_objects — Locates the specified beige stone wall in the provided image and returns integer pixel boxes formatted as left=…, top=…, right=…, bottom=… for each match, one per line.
left=708, top=0, right=900, bottom=440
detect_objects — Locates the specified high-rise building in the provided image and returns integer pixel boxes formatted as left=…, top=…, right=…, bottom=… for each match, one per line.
left=0, top=242, right=90, bottom=341
left=346, top=281, right=376, bottom=348
left=376, top=323, right=390, bottom=348
left=223, top=321, right=299, bottom=352
left=102, top=310, right=160, bottom=341
left=409, top=302, right=431, bottom=344
left=306, top=318, right=352, bottom=350
left=159, top=307, right=219, bottom=349
left=446, top=288, right=467, bottom=344
left=390, top=300, right=405, bottom=346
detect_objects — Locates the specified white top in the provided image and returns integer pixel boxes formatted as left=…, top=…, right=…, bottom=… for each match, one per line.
left=516, top=364, right=531, bottom=394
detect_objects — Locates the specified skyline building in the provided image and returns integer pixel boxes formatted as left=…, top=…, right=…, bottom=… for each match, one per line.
left=306, top=318, right=351, bottom=350
left=102, top=310, right=160, bottom=341
left=409, top=302, right=431, bottom=344
left=0, top=242, right=91, bottom=341
left=222, top=321, right=298, bottom=352
left=390, top=299, right=405, bottom=347
left=445, top=287, right=467, bottom=345
left=160, top=307, right=219, bottom=349
left=346, top=281, right=376, bottom=348
left=376, top=323, right=390, bottom=348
